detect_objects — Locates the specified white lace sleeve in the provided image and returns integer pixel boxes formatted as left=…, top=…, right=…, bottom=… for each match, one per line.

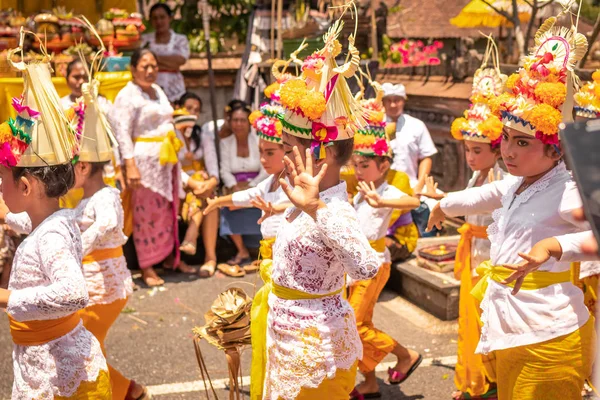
left=201, top=129, right=220, bottom=181
left=7, top=231, right=88, bottom=322
left=219, top=138, right=237, bottom=188
left=441, top=179, right=510, bottom=217
left=173, top=33, right=190, bottom=60
left=80, top=197, right=121, bottom=257
left=5, top=212, right=31, bottom=235
left=315, top=202, right=380, bottom=280
left=110, top=88, right=137, bottom=160
left=556, top=231, right=599, bottom=262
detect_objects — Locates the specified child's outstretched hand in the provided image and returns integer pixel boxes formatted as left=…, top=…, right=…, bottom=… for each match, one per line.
left=427, top=202, right=446, bottom=231
left=357, top=181, right=384, bottom=208
left=502, top=238, right=558, bottom=295
left=250, top=196, right=291, bottom=224
left=203, top=197, right=221, bottom=216
left=279, top=146, right=327, bottom=220
left=416, top=175, right=445, bottom=200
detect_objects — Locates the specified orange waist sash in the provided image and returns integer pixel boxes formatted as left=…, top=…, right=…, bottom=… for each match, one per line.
left=454, top=223, right=488, bottom=280
left=9, top=313, right=80, bottom=346
left=83, top=247, right=124, bottom=264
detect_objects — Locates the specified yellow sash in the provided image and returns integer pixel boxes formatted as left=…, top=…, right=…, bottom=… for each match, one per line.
left=454, top=223, right=488, bottom=280
left=82, top=247, right=124, bottom=264
left=369, top=238, right=386, bottom=253
left=471, top=260, right=571, bottom=302
left=134, top=131, right=183, bottom=166
left=259, top=237, right=276, bottom=260
left=250, top=254, right=344, bottom=400
left=9, top=313, right=80, bottom=346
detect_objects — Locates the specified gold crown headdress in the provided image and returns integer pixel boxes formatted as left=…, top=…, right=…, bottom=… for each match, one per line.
left=66, top=17, right=117, bottom=163
left=574, top=69, right=600, bottom=119
left=491, top=5, right=588, bottom=145
left=451, top=36, right=506, bottom=147
left=0, top=28, right=78, bottom=167
left=277, top=1, right=365, bottom=158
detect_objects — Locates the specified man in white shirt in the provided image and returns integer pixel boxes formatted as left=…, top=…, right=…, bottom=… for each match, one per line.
left=382, top=82, right=438, bottom=237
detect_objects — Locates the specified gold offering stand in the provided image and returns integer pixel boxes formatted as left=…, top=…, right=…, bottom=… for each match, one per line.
left=417, top=244, right=458, bottom=273
left=193, top=288, right=252, bottom=400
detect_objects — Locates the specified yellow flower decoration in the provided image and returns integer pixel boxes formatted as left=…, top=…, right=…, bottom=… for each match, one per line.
left=299, top=90, right=326, bottom=120
left=529, top=104, right=561, bottom=136
left=264, top=82, right=280, bottom=99
left=593, top=97, right=600, bottom=111
left=0, top=122, right=13, bottom=144
left=367, top=110, right=385, bottom=124
left=592, top=70, right=600, bottom=83
left=489, top=93, right=511, bottom=117
left=506, top=74, right=520, bottom=91
left=479, top=115, right=503, bottom=141
left=280, top=79, right=307, bottom=110
left=534, top=82, right=566, bottom=109
left=594, top=84, right=600, bottom=99
left=275, top=120, right=283, bottom=136
left=249, top=110, right=262, bottom=125
left=450, top=117, right=468, bottom=140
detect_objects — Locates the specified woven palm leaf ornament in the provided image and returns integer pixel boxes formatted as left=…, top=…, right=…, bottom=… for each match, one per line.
left=2, top=28, right=77, bottom=167
left=277, top=0, right=366, bottom=159
left=451, top=35, right=507, bottom=147
left=490, top=2, right=588, bottom=146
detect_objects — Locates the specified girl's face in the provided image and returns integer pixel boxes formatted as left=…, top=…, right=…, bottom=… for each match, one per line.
left=184, top=98, right=202, bottom=117
left=281, top=132, right=333, bottom=183
left=464, top=140, right=498, bottom=172
left=230, top=109, right=251, bottom=137
left=150, top=7, right=171, bottom=33
left=67, top=62, right=87, bottom=98
left=501, top=127, right=560, bottom=177
left=132, top=53, right=158, bottom=89
left=351, top=154, right=388, bottom=183
left=259, top=139, right=285, bottom=176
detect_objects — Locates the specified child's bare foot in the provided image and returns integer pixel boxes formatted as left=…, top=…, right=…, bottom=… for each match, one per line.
left=179, top=241, right=197, bottom=256
left=142, top=267, right=164, bottom=287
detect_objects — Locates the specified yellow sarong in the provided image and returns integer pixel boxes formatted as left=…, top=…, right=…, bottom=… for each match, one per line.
left=54, top=369, right=112, bottom=400
left=495, top=316, right=596, bottom=400
left=454, top=224, right=496, bottom=397
left=250, top=238, right=344, bottom=400
left=577, top=273, right=599, bottom=315
left=292, top=361, right=357, bottom=400
left=387, top=169, right=418, bottom=254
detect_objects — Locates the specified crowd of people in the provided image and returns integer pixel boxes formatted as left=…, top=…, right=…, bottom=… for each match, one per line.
left=0, top=1, right=599, bottom=400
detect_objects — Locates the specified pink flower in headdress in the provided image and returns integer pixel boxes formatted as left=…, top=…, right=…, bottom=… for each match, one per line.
left=302, top=53, right=326, bottom=72
left=311, top=122, right=338, bottom=143
left=531, top=52, right=554, bottom=77
left=373, top=139, right=389, bottom=156
left=11, top=97, right=40, bottom=118
left=0, top=142, right=17, bottom=167
left=535, top=130, right=559, bottom=146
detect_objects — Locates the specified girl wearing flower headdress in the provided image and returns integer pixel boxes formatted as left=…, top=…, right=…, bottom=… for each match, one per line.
left=428, top=15, right=594, bottom=399
left=254, top=10, right=380, bottom=399
left=0, top=42, right=110, bottom=398
left=347, top=89, right=422, bottom=399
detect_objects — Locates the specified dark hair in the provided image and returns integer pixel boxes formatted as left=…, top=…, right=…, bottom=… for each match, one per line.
left=355, top=153, right=392, bottom=166
left=179, top=92, right=203, bottom=110
left=292, top=136, right=355, bottom=166
left=130, top=48, right=157, bottom=69
left=66, top=59, right=83, bottom=78
left=149, top=3, right=173, bottom=18
left=89, top=161, right=109, bottom=176
left=226, top=99, right=251, bottom=116
left=12, top=164, right=75, bottom=198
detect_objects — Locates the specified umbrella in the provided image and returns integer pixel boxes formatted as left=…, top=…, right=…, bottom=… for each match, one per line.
left=450, top=0, right=532, bottom=28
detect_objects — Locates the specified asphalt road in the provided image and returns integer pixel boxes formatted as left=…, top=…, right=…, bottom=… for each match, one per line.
left=0, top=269, right=460, bottom=400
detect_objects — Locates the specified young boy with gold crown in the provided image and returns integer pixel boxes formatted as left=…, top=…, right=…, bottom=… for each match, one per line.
left=422, top=38, right=507, bottom=400
left=429, top=11, right=594, bottom=399
left=253, top=5, right=380, bottom=399
left=348, top=77, right=421, bottom=399
left=0, top=32, right=110, bottom=398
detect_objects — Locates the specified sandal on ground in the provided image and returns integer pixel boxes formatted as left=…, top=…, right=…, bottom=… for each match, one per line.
left=142, top=274, right=164, bottom=287
left=350, top=388, right=381, bottom=400
left=227, top=254, right=252, bottom=267
left=388, top=354, right=423, bottom=385
left=126, top=380, right=152, bottom=400
left=179, top=241, right=197, bottom=256
left=243, top=259, right=261, bottom=274
left=199, top=261, right=217, bottom=278
left=452, top=388, right=498, bottom=400
left=177, top=261, right=199, bottom=274
left=217, top=263, right=246, bottom=277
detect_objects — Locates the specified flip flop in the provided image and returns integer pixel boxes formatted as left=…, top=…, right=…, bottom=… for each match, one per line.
left=243, top=260, right=261, bottom=274
left=350, top=388, right=382, bottom=400
left=217, top=263, right=246, bottom=277
left=199, top=261, right=217, bottom=278
left=388, top=354, right=423, bottom=385
left=227, top=254, right=252, bottom=267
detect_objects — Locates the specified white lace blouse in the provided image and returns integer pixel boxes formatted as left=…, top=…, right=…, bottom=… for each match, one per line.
left=440, top=163, right=590, bottom=353
left=264, top=182, right=379, bottom=400
left=75, top=187, right=133, bottom=305
left=6, top=210, right=107, bottom=399
left=141, top=30, right=190, bottom=102
left=110, top=81, right=178, bottom=201
left=231, top=174, right=287, bottom=239
left=353, top=181, right=405, bottom=264
left=219, top=132, right=269, bottom=188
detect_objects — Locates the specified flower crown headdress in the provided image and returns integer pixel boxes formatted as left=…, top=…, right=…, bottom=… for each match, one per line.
left=0, top=28, right=78, bottom=167
left=574, top=69, right=600, bottom=119
left=451, top=36, right=506, bottom=148
left=490, top=6, right=588, bottom=146
left=353, top=69, right=391, bottom=157
left=66, top=16, right=118, bottom=163
left=277, top=1, right=365, bottom=159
